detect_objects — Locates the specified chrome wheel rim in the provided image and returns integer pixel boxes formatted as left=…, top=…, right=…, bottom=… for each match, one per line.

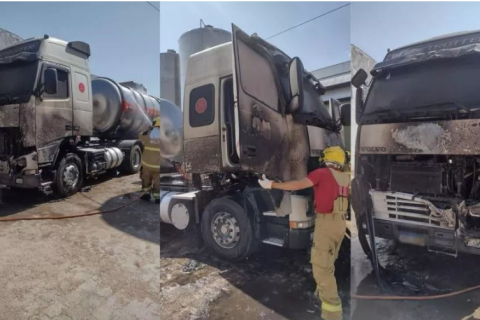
left=211, top=211, right=240, bottom=249
left=63, top=164, right=79, bottom=188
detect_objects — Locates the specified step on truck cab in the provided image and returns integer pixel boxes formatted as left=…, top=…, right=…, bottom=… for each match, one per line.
left=353, top=30, right=480, bottom=257
left=160, top=24, right=350, bottom=261
left=0, top=35, right=157, bottom=197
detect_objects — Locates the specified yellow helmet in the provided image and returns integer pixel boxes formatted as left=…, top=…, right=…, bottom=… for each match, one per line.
left=321, top=146, right=347, bottom=167
left=152, top=117, right=161, bottom=128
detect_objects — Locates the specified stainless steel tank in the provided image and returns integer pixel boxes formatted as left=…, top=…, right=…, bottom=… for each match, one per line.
left=160, top=98, right=183, bottom=168
left=0, top=28, right=22, bottom=50
left=92, top=78, right=153, bottom=139
left=160, top=50, right=181, bottom=107
left=178, top=25, right=231, bottom=102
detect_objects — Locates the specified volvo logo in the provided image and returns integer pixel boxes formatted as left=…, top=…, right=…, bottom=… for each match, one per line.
left=361, top=146, right=387, bottom=152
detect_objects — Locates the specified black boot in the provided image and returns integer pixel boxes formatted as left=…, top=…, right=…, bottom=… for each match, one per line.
left=140, top=193, right=151, bottom=201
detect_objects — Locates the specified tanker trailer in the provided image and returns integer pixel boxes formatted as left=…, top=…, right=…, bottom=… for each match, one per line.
left=159, top=98, right=183, bottom=172
left=0, top=36, right=154, bottom=197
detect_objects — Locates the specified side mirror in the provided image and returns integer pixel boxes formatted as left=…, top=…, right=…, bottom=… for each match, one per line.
left=340, top=103, right=351, bottom=126
left=355, top=87, right=364, bottom=124
left=288, top=57, right=304, bottom=113
left=44, top=68, right=58, bottom=95
left=352, top=69, right=368, bottom=89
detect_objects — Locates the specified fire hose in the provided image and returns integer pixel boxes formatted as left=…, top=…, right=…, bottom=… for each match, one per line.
left=352, top=283, right=480, bottom=300
left=0, top=191, right=147, bottom=222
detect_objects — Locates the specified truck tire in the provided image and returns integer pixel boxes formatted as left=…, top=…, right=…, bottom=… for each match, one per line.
left=54, top=153, right=83, bottom=198
left=201, top=197, right=257, bottom=261
left=120, top=144, right=142, bottom=174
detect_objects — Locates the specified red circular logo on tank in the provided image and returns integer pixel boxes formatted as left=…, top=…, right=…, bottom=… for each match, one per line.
left=195, top=98, right=207, bottom=114
left=79, top=83, right=85, bottom=93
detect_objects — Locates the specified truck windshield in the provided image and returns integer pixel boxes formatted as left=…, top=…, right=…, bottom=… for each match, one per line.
left=363, top=56, right=480, bottom=122
left=0, top=61, right=39, bottom=106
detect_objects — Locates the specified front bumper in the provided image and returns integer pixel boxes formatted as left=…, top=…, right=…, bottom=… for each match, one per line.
left=373, top=219, right=480, bottom=256
left=0, top=172, right=41, bottom=188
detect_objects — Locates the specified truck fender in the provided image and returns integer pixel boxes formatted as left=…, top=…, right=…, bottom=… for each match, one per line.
left=115, top=139, right=143, bottom=151
left=51, top=138, right=75, bottom=168
left=224, top=191, right=261, bottom=240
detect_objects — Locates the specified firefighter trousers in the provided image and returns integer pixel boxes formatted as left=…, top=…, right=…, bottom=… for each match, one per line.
left=140, top=169, right=160, bottom=199
left=311, top=213, right=346, bottom=320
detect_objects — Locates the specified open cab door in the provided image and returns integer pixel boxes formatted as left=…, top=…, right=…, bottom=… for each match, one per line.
left=232, top=24, right=290, bottom=180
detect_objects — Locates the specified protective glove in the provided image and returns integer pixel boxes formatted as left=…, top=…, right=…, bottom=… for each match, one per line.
left=258, top=174, right=273, bottom=189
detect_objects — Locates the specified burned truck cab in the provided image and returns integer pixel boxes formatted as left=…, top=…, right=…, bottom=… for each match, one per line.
left=353, top=30, right=480, bottom=256
left=0, top=36, right=92, bottom=190
left=160, top=24, right=348, bottom=261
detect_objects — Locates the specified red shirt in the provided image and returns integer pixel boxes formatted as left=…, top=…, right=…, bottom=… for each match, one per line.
left=307, top=168, right=339, bottom=214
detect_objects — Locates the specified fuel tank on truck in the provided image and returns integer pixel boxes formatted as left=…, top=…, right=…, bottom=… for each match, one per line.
left=92, top=77, right=153, bottom=139
left=160, top=98, right=183, bottom=170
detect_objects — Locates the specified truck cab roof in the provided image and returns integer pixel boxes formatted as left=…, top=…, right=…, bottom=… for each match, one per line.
left=186, top=42, right=233, bottom=86
left=392, top=29, right=480, bottom=52
left=375, top=29, right=480, bottom=71
left=0, top=36, right=90, bottom=71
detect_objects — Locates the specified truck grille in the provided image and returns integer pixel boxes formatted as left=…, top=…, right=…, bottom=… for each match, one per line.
left=370, top=191, right=453, bottom=229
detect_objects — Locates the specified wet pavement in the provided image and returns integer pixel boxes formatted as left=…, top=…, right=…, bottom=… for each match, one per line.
left=0, top=174, right=160, bottom=320
left=351, top=235, right=480, bottom=320
left=160, top=223, right=351, bottom=320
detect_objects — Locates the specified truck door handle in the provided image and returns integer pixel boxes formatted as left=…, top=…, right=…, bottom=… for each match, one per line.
left=65, top=125, right=72, bottom=130
left=243, top=145, right=257, bottom=157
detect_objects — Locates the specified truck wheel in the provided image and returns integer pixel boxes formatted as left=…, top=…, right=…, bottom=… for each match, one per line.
left=201, top=197, right=257, bottom=261
left=120, top=144, right=142, bottom=174
left=54, top=153, right=83, bottom=197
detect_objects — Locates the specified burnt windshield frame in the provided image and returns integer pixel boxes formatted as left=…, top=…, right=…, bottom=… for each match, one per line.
left=363, top=55, right=480, bottom=122
left=0, top=59, right=40, bottom=106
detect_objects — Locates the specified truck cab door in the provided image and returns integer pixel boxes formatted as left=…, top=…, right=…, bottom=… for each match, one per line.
left=232, top=24, right=290, bottom=180
left=36, top=64, right=73, bottom=164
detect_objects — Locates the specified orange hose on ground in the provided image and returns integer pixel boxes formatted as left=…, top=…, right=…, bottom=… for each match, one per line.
left=352, top=283, right=480, bottom=300
left=0, top=192, right=147, bottom=222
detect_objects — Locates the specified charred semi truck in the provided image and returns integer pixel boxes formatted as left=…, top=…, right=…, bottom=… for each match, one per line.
left=160, top=25, right=350, bottom=261
left=0, top=36, right=158, bottom=197
left=353, top=30, right=480, bottom=257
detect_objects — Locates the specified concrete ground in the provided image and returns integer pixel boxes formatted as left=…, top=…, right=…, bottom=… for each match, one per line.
left=351, top=235, right=480, bottom=320
left=160, top=223, right=351, bottom=320
left=0, top=173, right=160, bottom=320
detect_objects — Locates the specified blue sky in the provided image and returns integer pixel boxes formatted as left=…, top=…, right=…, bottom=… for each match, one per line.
left=0, top=2, right=160, bottom=96
left=352, top=2, right=480, bottom=63
left=160, top=2, right=350, bottom=72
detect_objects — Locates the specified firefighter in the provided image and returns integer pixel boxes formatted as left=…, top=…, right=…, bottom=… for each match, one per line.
left=258, top=146, right=349, bottom=320
left=138, top=117, right=161, bottom=203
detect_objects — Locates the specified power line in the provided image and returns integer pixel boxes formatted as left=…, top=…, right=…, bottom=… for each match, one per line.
left=147, top=1, right=160, bottom=12
left=266, top=3, right=350, bottom=40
